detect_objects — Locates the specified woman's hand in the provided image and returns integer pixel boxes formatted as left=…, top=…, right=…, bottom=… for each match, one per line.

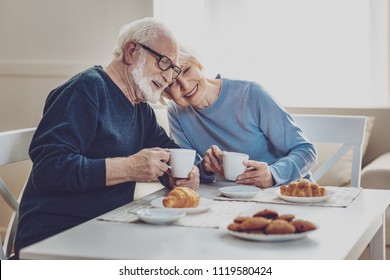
left=202, top=145, right=224, bottom=176
left=168, top=165, right=200, bottom=190
left=236, top=160, right=275, bottom=188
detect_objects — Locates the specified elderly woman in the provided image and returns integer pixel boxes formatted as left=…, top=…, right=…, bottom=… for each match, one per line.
left=163, top=47, right=316, bottom=188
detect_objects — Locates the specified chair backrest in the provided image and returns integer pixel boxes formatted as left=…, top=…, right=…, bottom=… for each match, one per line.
left=0, top=127, right=36, bottom=259
left=292, top=114, right=366, bottom=188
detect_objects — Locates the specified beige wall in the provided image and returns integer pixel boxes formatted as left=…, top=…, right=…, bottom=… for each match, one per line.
left=0, top=0, right=153, bottom=131
left=0, top=0, right=153, bottom=241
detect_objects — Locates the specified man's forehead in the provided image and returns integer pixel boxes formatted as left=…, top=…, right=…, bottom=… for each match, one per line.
left=149, top=35, right=179, bottom=61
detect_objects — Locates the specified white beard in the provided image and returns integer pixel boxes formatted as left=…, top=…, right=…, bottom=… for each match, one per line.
left=131, top=54, right=165, bottom=104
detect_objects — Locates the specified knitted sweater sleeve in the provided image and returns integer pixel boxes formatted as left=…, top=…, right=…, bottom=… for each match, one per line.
left=29, top=85, right=106, bottom=192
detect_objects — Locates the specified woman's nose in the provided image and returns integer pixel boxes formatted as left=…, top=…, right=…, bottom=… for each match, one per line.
left=176, top=76, right=189, bottom=90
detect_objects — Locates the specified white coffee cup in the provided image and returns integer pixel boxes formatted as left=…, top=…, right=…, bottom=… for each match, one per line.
left=169, top=149, right=196, bottom=178
left=222, top=151, right=249, bottom=181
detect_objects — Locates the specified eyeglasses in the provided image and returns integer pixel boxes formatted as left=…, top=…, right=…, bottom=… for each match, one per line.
left=139, top=43, right=181, bottom=79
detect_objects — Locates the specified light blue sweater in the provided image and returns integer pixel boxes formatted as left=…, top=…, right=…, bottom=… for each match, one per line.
left=167, top=77, right=316, bottom=186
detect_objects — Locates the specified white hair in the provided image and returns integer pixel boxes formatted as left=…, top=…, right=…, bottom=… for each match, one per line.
left=179, top=45, right=204, bottom=71
left=112, top=17, right=175, bottom=61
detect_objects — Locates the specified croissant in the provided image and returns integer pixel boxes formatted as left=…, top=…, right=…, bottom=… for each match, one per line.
left=280, top=179, right=327, bottom=197
left=163, top=187, right=200, bottom=208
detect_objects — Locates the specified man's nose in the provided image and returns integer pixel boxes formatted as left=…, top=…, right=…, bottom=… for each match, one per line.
left=161, top=68, right=173, bottom=84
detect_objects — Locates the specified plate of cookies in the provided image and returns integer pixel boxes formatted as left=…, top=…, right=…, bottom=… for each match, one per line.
left=276, top=179, right=334, bottom=203
left=222, top=209, right=317, bottom=242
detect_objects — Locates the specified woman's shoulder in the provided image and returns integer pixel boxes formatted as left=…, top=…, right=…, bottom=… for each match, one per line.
left=220, top=76, right=268, bottom=97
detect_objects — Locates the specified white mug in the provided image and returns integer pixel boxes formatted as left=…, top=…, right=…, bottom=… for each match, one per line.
left=169, top=149, right=196, bottom=178
left=222, top=151, right=249, bottom=181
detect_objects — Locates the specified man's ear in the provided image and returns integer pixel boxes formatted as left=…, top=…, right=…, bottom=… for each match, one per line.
left=123, top=41, right=138, bottom=65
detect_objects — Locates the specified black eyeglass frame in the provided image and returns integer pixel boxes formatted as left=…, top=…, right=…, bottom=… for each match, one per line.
left=139, top=43, right=181, bottom=79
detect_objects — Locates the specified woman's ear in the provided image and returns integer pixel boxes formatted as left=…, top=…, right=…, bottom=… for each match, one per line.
left=123, top=41, right=138, bottom=65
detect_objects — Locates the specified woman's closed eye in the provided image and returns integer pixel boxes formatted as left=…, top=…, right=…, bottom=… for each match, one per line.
left=182, top=66, right=191, bottom=74
left=167, top=66, right=191, bottom=88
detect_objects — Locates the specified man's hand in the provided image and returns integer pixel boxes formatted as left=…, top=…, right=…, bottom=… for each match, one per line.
left=106, top=148, right=171, bottom=186
left=127, top=148, right=171, bottom=181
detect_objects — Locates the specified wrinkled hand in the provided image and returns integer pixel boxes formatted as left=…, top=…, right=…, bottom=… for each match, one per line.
left=168, top=165, right=200, bottom=190
left=202, top=145, right=224, bottom=176
left=236, top=160, right=275, bottom=188
left=127, top=148, right=170, bottom=182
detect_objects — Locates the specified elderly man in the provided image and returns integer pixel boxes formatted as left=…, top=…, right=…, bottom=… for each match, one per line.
left=14, top=17, right=200, bottom=258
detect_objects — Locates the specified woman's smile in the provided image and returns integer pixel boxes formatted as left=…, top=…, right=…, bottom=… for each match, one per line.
left=184, top=84, right=198, bottom=98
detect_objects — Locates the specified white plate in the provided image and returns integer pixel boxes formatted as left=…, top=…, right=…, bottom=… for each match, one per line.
left=221, top=224, right=314, bottom=242
left=150, top=197, right=214, bottom=214
left=219, top=185, right=261, bottom=199
left=276, top=188, right=334, bottom=203
left=136, top=208, right=185, bottom=225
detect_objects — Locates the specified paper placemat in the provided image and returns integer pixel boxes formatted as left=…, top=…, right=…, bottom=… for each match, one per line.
left=98, top=199, right=257, bottom=229
left=98, top=193, right=160, bottom=223
left=214, top=186, right=362, bottom=208
left=171, top=200, right=256, bottom=228
left=98, top=187, right=362, bottom=228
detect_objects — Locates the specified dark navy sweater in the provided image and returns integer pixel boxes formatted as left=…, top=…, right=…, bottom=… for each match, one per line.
left=15, top=66, right=178, bottom=256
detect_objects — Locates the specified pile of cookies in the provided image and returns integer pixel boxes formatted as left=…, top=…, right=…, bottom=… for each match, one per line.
left=227, top=209, right=316, bottom=235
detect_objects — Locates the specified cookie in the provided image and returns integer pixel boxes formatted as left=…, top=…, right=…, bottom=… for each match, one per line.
left=253, top=209, right=278, bottom=219
left=227, top=223, right=242, bottom=232
left=233, top=216, right=251, bottom=223
left=265, top=219, right=295, bottom=234
left=240, top=217, right=270, bottom=230
left=276, top=214, right=295, bottom=222
left=291, top=219, right=316, bottom=233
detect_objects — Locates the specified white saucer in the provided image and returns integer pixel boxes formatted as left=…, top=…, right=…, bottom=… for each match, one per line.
left=219, top=185, right=261, bottom=199
left=136, top=208, right=185, bottom=225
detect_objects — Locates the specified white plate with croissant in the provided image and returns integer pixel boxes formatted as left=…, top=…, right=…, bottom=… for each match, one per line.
left=150, top=197, right=214, bottom=214
left=151, top=186, right=214, bottom=214
left=276, top=189, right=334, bottom=203
left=276, top=180, right=335, bottom=203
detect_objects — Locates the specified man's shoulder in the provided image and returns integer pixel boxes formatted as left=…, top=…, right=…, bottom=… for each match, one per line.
left=46, top=66, right=108, bottom=104
left=71, top=66, right=106, bottom=86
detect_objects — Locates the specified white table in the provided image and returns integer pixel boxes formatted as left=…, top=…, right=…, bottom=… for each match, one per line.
left=20, top=183, right=390, bottom=260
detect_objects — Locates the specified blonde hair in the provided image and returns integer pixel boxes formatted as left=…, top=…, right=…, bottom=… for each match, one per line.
left=112, top=17, right=175, bottom=61
left=178, top=46, right=204, bottom=71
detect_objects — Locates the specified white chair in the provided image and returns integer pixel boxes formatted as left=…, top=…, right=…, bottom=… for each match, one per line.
left=292, top=114, right=367, bottom=188
left=0, top=127, right=35, bottom=259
